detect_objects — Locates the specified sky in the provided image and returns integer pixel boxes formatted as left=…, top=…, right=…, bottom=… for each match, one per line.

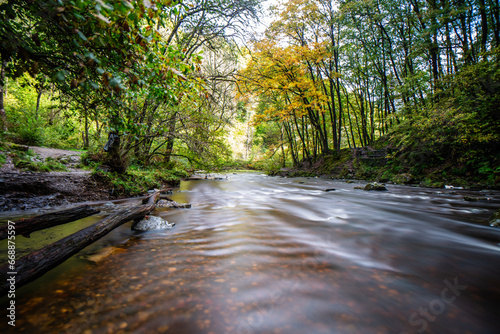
left=253, top=0, right=280, bottom=35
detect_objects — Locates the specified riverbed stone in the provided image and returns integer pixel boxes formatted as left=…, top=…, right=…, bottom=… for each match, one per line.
left=132, top=215, right=175, bottom=231
left=155, top=199, right=191, bottom=209
left=364, top=182, right=387, bottom=191
left=489, top=209, right=500, bottom=228
left=464, top=196, right=490, bottom=202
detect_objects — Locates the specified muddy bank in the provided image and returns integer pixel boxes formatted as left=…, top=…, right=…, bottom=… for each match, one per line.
left=0, top=171, right=115, bottom=211
left=0, top=145, right=117, bottom=211
left=0, top=144, right=184, bottom=212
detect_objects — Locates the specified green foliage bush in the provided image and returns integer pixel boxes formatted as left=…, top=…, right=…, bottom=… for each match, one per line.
left=13, top=119, right=45, bottom=146
left=92, top=163, right=190, bottom=197
left=378, top=57, right=500, bottom=187
left=13, top=155, right=68, bottom=172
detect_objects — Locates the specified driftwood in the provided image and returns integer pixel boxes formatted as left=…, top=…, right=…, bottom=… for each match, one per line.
left=0, top=192, right=159, bottom=296
left=0, top=205, right=100, bottom=240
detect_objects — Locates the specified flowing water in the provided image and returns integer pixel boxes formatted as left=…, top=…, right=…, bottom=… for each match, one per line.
left=1, top=173, right=500, bottom=334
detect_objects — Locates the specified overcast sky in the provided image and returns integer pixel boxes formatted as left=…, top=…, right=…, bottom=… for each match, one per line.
left=254, top=0, right=280, bottom=34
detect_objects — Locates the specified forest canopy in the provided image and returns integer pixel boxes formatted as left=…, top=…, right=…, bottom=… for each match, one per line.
left=0, top=0, right=499, bottom=186
left=0, top=0, right=260, bottom=172
left=237, top=0, right=499, bottom=183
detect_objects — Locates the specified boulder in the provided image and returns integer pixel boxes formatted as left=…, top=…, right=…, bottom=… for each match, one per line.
left=324, top=188, right=336, bottom=192
left=132, top=215, right=175, bottom=231
left=353, top=186, right=363, bottom=190
left=364, top=182, right=387, bottom=191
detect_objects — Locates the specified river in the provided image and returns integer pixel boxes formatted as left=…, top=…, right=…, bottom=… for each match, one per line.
left=1, top=173, right=500, bottom=333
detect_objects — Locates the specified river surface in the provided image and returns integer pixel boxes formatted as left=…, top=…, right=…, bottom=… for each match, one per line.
left=1, top=173, right=500, bottom=334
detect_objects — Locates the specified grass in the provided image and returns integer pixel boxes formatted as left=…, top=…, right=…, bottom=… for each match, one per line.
left=0, top=141, right=69, bottom=172
left=92, top=165, right=190, bottom=196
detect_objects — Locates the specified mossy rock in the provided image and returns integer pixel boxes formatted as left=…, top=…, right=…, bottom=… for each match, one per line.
left=464, top=196, right=490, bottom=202
left=489, top=209, right=500, bottom=228
left=391, top=173, right=414, bottom=184
left=364, top=182, right=387, bottom=191
left=7, top=143, right=29, bottom=152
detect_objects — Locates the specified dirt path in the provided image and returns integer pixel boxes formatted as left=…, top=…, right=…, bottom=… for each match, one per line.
left=29, top=146, right=83, bottom=160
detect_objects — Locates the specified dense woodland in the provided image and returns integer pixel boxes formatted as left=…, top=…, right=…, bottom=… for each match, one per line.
left=0, top=0, right=260, bottom=173
left=0, top=0, right=499, bottom=187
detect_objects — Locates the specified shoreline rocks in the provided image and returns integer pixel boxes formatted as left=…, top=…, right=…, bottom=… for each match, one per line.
left=132, top=215, right=175, bottom=231
left=363, top=182, right=387, bottom=191
left=489, top=209, right=500, bottom=228
left=155, top=199, right=191, bottom=209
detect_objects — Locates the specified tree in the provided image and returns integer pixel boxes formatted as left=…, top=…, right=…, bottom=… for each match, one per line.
left=1, top=0, right=261, bottom=172
left=239, top=0, right=499, bottom=168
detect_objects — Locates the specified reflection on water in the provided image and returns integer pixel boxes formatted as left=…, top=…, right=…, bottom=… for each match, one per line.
left=1, top=173, right=500, bottom=333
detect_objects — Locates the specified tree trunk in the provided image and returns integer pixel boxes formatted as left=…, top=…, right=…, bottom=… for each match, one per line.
left=106, top=133, right=127, bottom=173
left=0, top=205, right=99, bottom=240
left=492, top=0, right=500, bottom=48
left=83, top=105, right=89, bottom=149
left=479, top=0, right=489, bottom=56
left=0, top=193, right=159, bottom=296
left=163, top=112, right=177, bottom=163
left=35, top=86, right=43, bottom=122
left=0, top=59, right=7, bottom=131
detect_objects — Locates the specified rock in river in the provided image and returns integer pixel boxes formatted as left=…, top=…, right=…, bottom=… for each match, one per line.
left=464, top=196, right=490, bottom=202
left=132, top=216, right=175, bottom=231
left=489, top=209, right=500, bottom=228
left=155, top=199, right=192, bottom=209
left=364, top=182, right=387, bottom=191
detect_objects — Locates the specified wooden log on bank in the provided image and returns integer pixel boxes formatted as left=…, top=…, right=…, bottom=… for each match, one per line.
left=0, top=205, right=100, bottom=240
left=0, top=192, right=159, bottom=296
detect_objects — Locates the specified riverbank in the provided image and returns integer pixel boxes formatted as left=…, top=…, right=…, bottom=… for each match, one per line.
left=268, top=143, right=500, bottom=190
left=0, top=143, right=187, bottom=211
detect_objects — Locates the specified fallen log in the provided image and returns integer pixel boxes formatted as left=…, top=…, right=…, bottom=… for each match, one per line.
left=0, top=205, right=100, bottom=240
left=0, top=192, right=160, bottom=296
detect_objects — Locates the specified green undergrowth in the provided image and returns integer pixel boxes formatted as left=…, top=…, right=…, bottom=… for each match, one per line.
left=14, top=157, right=68, bottom=172
left=267, top=58, right=500, bottom=189
left=91, top=165, right=189, bottom=197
